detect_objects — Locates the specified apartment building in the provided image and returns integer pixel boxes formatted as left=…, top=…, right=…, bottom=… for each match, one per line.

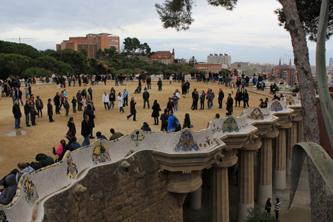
left=56, top=33, right=120, bottom=58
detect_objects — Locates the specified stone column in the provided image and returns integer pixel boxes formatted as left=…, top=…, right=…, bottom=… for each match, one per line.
left=211, top=150, right=237, bottom=222
left=273, top=128, right=287, bottom=189
left=257, top=137, right=273, bottom=206
left=286, top=122, right=298, bottom=176
left=212, top=167, right=229, bottom=222
left=238, top=149, right=254, bottom=222
left=298, top=120, right=304, bottom=142
left=190, top=187, right=202, bottom=210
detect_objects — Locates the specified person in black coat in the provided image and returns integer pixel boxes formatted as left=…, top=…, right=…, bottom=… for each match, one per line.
left=243, top=89, right=249, bottom=109
left=53, top=92, right=60, bottom=114
left=12, top=101, right=21, bottom=129
left=218, top=88, right=224, bottom=109
left=127, top=97, right=136, bottom=121
left=83, top=104, right=95, bottom=138
left=67, top=117, right=76, bottom=137
left=47, top=99, right=54, bottom=122
left=160, top=109, right=169, bottom=132
left=226, top=93, right=234, bottom=116
left=183, top=113, right=192, bottom=129
left=235, top=89, right=242, bottom=107
left=24, top=100, right=31, bottom=127
left=81, top=115, right=91, bottom=146
left=151, top=100, right=161, bottom=125
left=192, top=90, right=199, bottom=110
left=140, top=122, right=151, bottom=131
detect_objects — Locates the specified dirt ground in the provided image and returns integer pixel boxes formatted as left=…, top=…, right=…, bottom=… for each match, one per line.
left=1, top=78, right=311, bottom=220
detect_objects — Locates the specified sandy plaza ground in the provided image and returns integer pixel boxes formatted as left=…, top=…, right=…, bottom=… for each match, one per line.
left=0, top=78, right=311, bottom=221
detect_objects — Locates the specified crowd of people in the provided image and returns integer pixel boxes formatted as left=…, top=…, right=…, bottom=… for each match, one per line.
left=2, top=71, right=277, bottom=207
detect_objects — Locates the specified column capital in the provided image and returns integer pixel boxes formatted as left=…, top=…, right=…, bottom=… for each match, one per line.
left=243, top=134, right=262, bottom=150
left=167, top=171, right=202, bottom=193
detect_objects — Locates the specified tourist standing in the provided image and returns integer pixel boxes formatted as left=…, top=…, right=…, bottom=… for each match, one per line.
left=102, top=91, right=109, bottom=110
left=76, top=90, right=82, bottom=111
left=118, top=92, right=124, bottom=113
left=172, top=93, right=179, bottom=112
left=36, top=96, right=44, bottom=118
left=127, top=97, right=137, bottom=121
left=12, top=101, right=21, bottom=129
left=47, top=99, right=54, bottom=122
left=142, top=88, right=150, bottom=109
left=275, top=198, right=281, bottom=220
left=64, top=97, right=70, bottom=117
left=160, top=109, right=168, bottom=132
left=24, top=100, right=31, bottom=127
left=265, top=197, right=272, bottom=217
left=109, top=88, right=116, bottom=109
left=71, top=96, right=77, bottom=113
left=157, top=78, right=162, bottom=91
left=67, top=117, right=76, bottom=137
left=243, top=89, right=249, bottom=109
left=83, top=105, right=95, bottom=138
left=151, top=100, right=161, bottom=125
left=29, top=101, right=36, bottom=126
left=200, top=90, right=205, bottom=110
left=54, top=92, right=60, bottom=114
left=218, top=88, right=224, bottom=109
left=226, top=93, right=234, bottom=116
left=81, top=115, right=91, bottom=147
left=167, top=110, right=179, bottom=132
left=207, top=89, right=215, bottom=109
left=123, top=89, right=129, bottom=107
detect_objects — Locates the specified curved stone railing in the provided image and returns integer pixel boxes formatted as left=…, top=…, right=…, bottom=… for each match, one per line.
left=0, top=97, right=302, bottom=222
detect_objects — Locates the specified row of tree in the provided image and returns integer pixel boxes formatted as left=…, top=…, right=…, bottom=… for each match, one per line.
left=0, top=39, right=202, bottom=79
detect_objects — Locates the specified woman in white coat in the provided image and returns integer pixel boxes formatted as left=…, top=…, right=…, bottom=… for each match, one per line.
left=118, top=92, right=124, bottom=113
left=102, top=91, right=110, bottom=110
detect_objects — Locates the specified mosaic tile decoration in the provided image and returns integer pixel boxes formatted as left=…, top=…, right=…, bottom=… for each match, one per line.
left=222, top=117, right=240, bottom=133
left=92, top=142, right=111, bottom=164
left=250, top=107, right=264, bottom=120
left=0, top=210, right=8, bottom=222
left=23, top=177, right=39, bottom=207
left=175, top=130, right=199, bottom=152
left=286, top=96, right=296, bottom=105
left=67, top=153, right=78, bottom=179
left=270, top=101, right=283, bottom=112
left=131, top=130, right=145, bottom=141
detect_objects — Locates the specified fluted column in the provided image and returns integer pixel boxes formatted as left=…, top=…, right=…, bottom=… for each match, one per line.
left=273, top=129, right=287, bottom=189
left=238, top=149, right=254, bottom=222
left=212, top=150, right=237, bottom=222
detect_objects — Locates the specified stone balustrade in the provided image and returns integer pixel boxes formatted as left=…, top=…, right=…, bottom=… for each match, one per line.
left=0, top=95, right=303, bottom=222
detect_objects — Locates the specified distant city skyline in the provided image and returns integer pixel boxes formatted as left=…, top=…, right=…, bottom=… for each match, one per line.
left=0, top=0, right=332, bottom=65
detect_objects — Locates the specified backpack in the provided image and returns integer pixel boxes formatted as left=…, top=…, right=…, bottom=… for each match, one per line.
left=172, top=115, right=179, bottom=128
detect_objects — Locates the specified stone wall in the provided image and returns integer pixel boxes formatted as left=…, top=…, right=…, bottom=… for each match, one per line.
left=43, top=151, right=186, bottom=222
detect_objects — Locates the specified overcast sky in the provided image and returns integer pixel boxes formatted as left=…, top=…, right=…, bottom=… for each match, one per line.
left=0, top=0, right=332, bottom=65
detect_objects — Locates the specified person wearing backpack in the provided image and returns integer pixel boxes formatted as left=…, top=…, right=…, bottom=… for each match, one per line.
left=167, top=110, right=179, bottom=132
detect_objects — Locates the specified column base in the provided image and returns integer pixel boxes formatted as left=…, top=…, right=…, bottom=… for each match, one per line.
left=273, top=170, right=286, bottom=189
left=286, top=159, right=292, bottom=176
left=237, top=202, right=254, bottom=222
left=257, top=184, right=272, bottom=206
left=190, top=187, right=202, bottom=210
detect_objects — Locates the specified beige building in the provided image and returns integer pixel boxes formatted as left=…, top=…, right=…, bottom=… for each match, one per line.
left=207, top=53, right=231, bottom=65
left=56, top=33, right=120, bottom=58
left=194, top=63, right=222, bottom=73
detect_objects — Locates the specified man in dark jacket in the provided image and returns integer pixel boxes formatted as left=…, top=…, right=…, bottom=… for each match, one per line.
left=0, top=174, right=17, bottom=205
left=76, top=90, right=83, bottom=111
left=127, top=97, right=137, bottom=121
left=15, top=87, right=23, bottom=105
left=53, top=92, right=60, bottom=114
left=218, top=88, right=224, bottom=109
left=243, top=89, right=249, bottom=109
left=29, top=101, right=36, bottom=126
left=142, top=88, right=150, bottom=109
left=226, top=93, right=234, bottom=116
left=81, top=115, right=91, bottom=147
left=192, top=90, right=199, bottom=110
left=24, top=100, right=31, bottom=127
left=160, top=109, right=169, bottom=131
left=12, top=101, right=21, bottom=129
left=47, top=98, right=54, bottom=122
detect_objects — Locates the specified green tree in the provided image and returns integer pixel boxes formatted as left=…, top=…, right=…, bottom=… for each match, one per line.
left=48, top=49, right=87, bottom=74
left=0, top=53, right=31, bottom=78
left=0, top=40, right=40, bottom=58
left=189, top=56, right=197, bottom=67
left=123, top=37, right=142, bottom=55
left=81, top=49, right=88, bottom=57
left=95, top=49, right=106, bottom=60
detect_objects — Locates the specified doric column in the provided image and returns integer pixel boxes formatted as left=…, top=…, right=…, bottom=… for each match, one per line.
left=273, top=128, right=287, bottom=189
left=212, top=150, right=237, bottom=222
left=237, top=135, right=261, bottom=222
left=190, top=187, right=202, bottom=210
